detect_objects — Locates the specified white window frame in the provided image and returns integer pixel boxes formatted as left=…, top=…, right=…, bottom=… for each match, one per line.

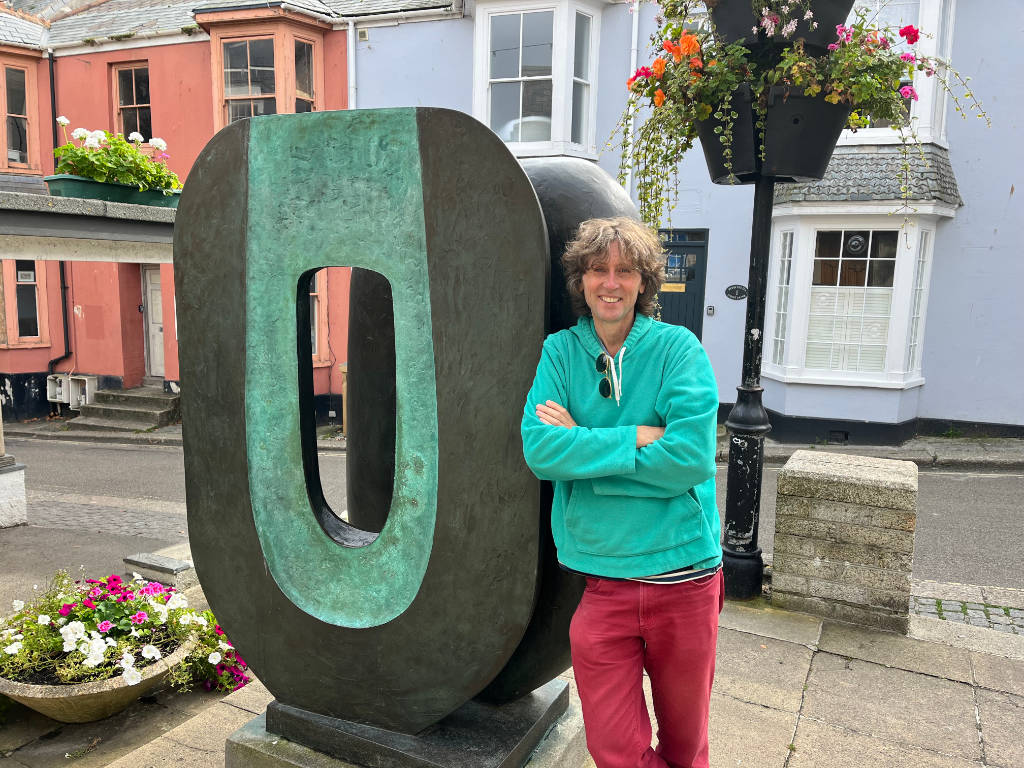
left=763, top=209, right=940, bottom=389
left=472, top=0, right=601, bottom=158
left=838, top=0, right=952, bottom=149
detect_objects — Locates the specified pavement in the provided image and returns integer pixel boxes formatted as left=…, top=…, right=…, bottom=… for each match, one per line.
left=2, top=425, right=1024, bottom=767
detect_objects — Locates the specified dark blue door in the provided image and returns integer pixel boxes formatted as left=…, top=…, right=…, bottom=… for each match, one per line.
left=658, top=229, right=709, bottom=340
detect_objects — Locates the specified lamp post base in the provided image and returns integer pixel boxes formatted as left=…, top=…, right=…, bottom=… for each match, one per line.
left=722, top=546, right=764, bottom=600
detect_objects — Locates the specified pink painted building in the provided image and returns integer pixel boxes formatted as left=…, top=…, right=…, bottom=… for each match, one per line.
left=0, top=0, right=372, bottom=421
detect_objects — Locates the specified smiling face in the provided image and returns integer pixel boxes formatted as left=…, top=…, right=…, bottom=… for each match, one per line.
left=581, top=240, right=644, bottom=330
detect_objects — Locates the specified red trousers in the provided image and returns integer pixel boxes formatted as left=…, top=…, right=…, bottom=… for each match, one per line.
left=569, top=570, right=724, bottom=768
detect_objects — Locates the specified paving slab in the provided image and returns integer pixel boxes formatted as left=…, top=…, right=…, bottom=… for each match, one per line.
left=788, top=718, right=982, bottom=768
left=219, top=678, right=274, bottom=716
left=817, top=621, right=973, bottom=683
left=976, top=689, right=1024, bottom=768
left=713, top=629, right=812, bottom=712
left=912, top=580, right=986, bottom=604
left=708, top=692, right=797, bottom=768
left=719, top=597, right=822, bottom=647
left=910, top=615, right=1024, bottom=661
left=981, top=586, right=1024, bottom=611
left=970, top=652, right=1024, bottom=697
left=802, top=652, right=981, bottom=761
left=104, top=700, right=254, bottom=768
left=0, top=701, right=56, bottom=753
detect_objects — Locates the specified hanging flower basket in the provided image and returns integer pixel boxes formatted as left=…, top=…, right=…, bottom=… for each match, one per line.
left=707, top=0, right=856, bottom=53
left=696, top=84, right=853, bottom=184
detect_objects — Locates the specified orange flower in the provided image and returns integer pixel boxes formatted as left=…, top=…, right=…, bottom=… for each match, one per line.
left=689, top=56, right=703, bottom=70
left=627, top=76, right=636, bottom=89
left=708, top=59, right=718, bottom=67
left=654, top=89, right=666, bottom=107
left=652, top=57, right=666, bottom=78
left=679, top=31, right=700, bottom=56
left=663, top=39, right=683, bottom=63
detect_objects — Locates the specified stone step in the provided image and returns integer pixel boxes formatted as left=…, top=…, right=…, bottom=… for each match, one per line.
left=65, top=415, right=164, bottom=433
left=95, top=387, right=179, bottom=410
left=76, top=401, right=177, bottom=426
left=124, top=541, right=197, bottom=590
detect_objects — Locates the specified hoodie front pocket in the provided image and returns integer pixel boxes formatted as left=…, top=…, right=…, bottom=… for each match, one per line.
left=565, top=482, right=704, bottom=557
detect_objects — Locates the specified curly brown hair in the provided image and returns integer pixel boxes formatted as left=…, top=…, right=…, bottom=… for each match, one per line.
left=561, top=217, right=666, bottom=318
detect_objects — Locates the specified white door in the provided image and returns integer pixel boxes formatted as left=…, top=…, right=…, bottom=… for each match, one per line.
left=142, top=266, right=165, bottom=378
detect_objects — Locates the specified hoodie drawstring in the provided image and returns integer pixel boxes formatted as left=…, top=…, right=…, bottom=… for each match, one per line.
left=601, top=347, right=627, bottom=406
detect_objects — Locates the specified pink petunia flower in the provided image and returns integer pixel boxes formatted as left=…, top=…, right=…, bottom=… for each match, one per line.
left=97, top=620, right=113, bottom=632
left=59, top=603, right=77, bottom=616
left=214, top=625, right=225, bottom=636
left=107, top=574, right=122, bottom=586
left=130, top=611, right=148, bottom=624
left=899, top=85, right=919, bottom=101
left=83, top=599, right=97, bottom=609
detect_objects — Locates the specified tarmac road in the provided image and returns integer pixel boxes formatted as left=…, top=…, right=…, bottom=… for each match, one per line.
left=6, top=437, right=1024, bottom=593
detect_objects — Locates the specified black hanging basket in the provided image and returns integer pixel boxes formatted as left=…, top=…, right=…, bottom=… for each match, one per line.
left=707, top=0, right=856, bottom=54
left=695, top=84, right=853, bottom=185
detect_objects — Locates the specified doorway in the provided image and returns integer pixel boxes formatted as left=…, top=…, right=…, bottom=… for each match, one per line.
left=658, top=229, right=709, bottom=340
left=141, top=265, right=164, bottom=378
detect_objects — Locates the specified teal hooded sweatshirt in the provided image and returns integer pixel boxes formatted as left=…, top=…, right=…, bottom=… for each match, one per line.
left=521, top=314, right=721, bottom=579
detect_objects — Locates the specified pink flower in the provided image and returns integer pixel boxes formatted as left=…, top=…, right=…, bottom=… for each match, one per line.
left=899, top=24, right=920, bottom=44
left=124, top=591, right=135, bottom=601
left=827, top=43, right=839, bottom=51
left=900, top=85, right=919, bottom=101
left=900, top=53, right=916, bottom=62
left=59, top=603, right=77, bottom=616
left=925, top=67, right=935, bottom=77
left=97, top=620, right=113, bottom=632
left=107, top=574, right=122, bottom=587
left=214, top=625, right=225, bottom=636
left=89, top=588, right=102, bottom=598
left=83, top=599, right=97, bottom=610
left=835, top=24, right=846, bottom=37
left=130, top=611, right=148, bottom=624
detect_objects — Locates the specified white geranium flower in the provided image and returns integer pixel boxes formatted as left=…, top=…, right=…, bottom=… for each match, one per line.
left=3, top=642, right=22, bottom=655
left=88, top=129, right=105, bottom=142
left=141, top=644, right=161, bottom=660
left=83, top=136, right=101, bottom=149
left=128, top=133, right=144, bottom=144
left=71, top=127, right=88, bottom=140
left=149, top=137, right=168, bottom=152
left=207, top=652, right=222, bottom=665
left=123, top=667, right=142, bottom=686
left=12, top=600, right=24, bottom=611
left=56, top=115, right=70, bottom=126
left=37, top=614, right=51, bottom=625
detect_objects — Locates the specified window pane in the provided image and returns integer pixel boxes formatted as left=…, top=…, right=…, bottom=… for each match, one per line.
left=310, top=294, right=318, bottom=355
left=16, top=284, right=38, bottom=337
left=815, top=231, right=841, bottom=259
left=254, top=98, right=276, bottom=116
left=118, top=69, right=134, bottom=107
left=296, top=99, right=313, bottom=113
left=15, top=259, right=34, bottom=277
left=251, top=67, right=275, bottom=95
left=490, top=81, right=520, bottom=140
left=573, top=13, right=590, bottom=79
left=521, top=11, right=552, bottom=77
left=295, top=41, right=313, bottom=98
left=521, top=80, right=552, bottom=140
left=139, top=107, right=152, bottom=140
left=571, top=81, right=587, bottom=144
left=843, top=231, right=870, bottom=257
left=134, top=67, right=150, bottom=104
left=5, top=68, right=26, bottom=115
left=224, top=41, right=249, bottom=70
left=7, top=116, right=27, bottom=163
left=490, top=14, right=520, bottom=79
left=812, top=259, right=839, bottom=286
left=839, top=259, right=868, bottom=287
left=226, top=68, right=249, bottom=96
left=249, top=39, right=274, bottom=69
left=867, top=259, right=895, bottom=287
left=122, top=107, right=139, bottom=135
left=870, top=230, right=898, bottom=259
left=229, top=101, right=253, bottom=123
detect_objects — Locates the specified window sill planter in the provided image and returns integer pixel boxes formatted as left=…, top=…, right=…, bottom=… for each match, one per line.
left=696, top=84, right=853, bottom=185
left=707, top=0, right=856, bottom=54
left=43, top=174, right=181, bottom=209
left=0, top=639, right=194, bottom=723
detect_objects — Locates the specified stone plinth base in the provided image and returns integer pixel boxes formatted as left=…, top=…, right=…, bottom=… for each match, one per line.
left=772, top=450, right=918, bottom=633
left=226, top=680, right=588, bottom=768
left=0, top=462, right=27, bottom=528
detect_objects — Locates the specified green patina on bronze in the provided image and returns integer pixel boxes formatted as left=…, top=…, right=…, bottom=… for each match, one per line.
left=244, top=109, right=438, bottom=628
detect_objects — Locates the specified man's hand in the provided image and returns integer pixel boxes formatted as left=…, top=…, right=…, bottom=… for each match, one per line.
left=636, top=425, right=665, bottom=448
left=536, top=400, right=577, bottom=429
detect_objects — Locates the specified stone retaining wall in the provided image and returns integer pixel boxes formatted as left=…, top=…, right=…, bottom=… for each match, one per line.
left=771, top=450, right=918, bottom=633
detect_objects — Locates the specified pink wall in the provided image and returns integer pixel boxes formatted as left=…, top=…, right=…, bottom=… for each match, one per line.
left=51, top=40, right=214, bottom=178
left=0, top=261, right=62, bottom=373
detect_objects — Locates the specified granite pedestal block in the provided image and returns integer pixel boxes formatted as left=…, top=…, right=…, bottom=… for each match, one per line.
left=771, top=450, right=918, bottom=633
left=0, top=461, right=27, bottom=528
left=226, top=679, right=587, bottom=768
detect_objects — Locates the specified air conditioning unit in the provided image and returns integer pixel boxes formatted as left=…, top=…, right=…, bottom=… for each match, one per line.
left=46, top=374, right=71, bottom=404
left=68, top=375, right=98, bottom=410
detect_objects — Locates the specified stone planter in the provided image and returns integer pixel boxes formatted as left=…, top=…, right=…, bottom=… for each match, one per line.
left=696, top=84, right=853, bottom=184
left=0, top=640, right=193, bottom=723
left=44, top=174, right=181, bottom=208
left=708, top=0, right=856, bottom=53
